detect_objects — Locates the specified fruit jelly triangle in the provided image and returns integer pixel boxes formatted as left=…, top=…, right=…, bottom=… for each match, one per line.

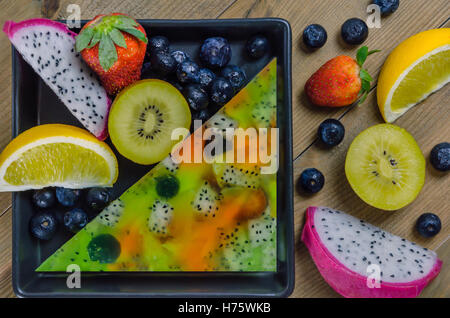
left=37, top=58, right=278, bottom=272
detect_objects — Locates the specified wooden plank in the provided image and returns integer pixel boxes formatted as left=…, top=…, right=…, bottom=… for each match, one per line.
left=219, top=0, right=450, bottom=157
left=0, top=209, right=14, bottom=298
left=420, top=238, right=450, bottom=298
left=53, top=0, right=236, bottom=20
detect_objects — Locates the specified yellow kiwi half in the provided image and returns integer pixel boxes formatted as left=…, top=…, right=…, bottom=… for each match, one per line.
left=108, top=80, right=191, bottom=165
left=345, top=124, right=425, bottom=211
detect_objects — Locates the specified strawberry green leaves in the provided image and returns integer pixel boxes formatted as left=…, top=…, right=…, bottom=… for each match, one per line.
left=356, top=46, right=380, bottom=68
left=109, top=28, right=127, bottom=48
left=99, top=33, right=117, bottom=72
left=87, top=32, right=101, bottom=49
left=115, top=26, right=147, bottom=43
left=75, top=14, right=147, bottom=71
left=75, top=27, right=94, bottom=52
left=356, top=46, right=380, bottom=104
left=359, top=68, right=373, bottom=103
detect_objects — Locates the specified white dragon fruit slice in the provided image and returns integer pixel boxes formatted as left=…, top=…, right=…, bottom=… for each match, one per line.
left=3, top=19, right=111, bottom=140
left=302, top=206, right=442, bottom=298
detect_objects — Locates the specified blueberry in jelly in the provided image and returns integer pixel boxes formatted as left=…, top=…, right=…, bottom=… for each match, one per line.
left=155, top=174, right=180, bottom=199
left=87, top=234, right=121, bottom=263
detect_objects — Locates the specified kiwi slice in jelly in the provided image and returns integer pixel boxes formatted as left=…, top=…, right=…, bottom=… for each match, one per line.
left=345, top=124, right=425, bottom=211
left=108, top=80, right=191, bottom=165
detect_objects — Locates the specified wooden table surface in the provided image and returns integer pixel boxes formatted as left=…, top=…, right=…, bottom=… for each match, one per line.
left=0, top=0, right=448, bottom=298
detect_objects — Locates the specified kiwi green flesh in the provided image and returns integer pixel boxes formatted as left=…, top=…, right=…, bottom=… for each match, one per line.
left=345, top=124, right=425, bottom=211
left=108, top=80, right=191, bottom=165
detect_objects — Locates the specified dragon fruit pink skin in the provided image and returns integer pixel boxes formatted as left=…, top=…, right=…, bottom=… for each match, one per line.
left=3, top=18, right=111, bottom=140
left=302, top=206, right=442, bottom=298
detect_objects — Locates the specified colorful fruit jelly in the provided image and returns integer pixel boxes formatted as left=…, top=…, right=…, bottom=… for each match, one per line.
left=37, top=59, right=278, bottom=272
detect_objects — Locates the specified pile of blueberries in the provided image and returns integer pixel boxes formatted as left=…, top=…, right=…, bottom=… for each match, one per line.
left=141, top=34, right=269, bottom=125
left=29, top=187, right=112, bottom=241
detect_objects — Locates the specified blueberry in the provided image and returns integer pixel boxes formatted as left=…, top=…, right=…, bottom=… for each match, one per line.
left=150, top=51, right=177, bottom=76
left=32, top=188, right=56, bottom=209
left=86, top=187, right=112, bottom=212
left=341, top=18, right=369, bottom=45
left=183, top=84, right=209, bottom=111
left=171, top=50, right=190, bottom=65
left=373, top=0, right=400, bottom=16
left=148, top=35, right=170, bottom=53
left=87, top=234, right=121, bottom=263
left=176, top=60, right=200, bottom=84
left=55, top=187, right=81, bottom=207
left=210, top=77, right=234, bottom=106
left=155, top=174, right=180, bottom=199
left=246, top=35, right=269, bottom=59
left=430, top=142, right=450, bottom=171
left=298, top=168, right=325, bottom=193
left=303, top=24, right=328, bottom=49
left=29, top=211, right=58, bottom=240
left=198, top=68, right=216, bottom=90
left=221, top=65, right=247, bottom=91
left=318, top=119, right=345, bottom=147
left=416, top=213, right=441, bottom=238
left=200, top=37, right=232, bottom=69
left=64, top=208, right=88, bottom=233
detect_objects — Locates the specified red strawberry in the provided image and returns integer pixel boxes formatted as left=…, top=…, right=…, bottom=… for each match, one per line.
left=75, top=13, right=148, bottom=96
left=305, top=46, right=379, bottom=107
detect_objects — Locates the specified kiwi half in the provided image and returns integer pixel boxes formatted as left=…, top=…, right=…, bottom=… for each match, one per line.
left=108, top=80, right=191, bottom=164
left=345, top=124, right=425, bottom=211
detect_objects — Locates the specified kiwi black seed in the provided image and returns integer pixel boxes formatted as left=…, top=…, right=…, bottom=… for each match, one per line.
left=136, top=105, right=165, bottom=140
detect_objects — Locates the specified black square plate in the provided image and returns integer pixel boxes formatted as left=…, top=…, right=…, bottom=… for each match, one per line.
left=11, top=18, right=294, bottom=297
